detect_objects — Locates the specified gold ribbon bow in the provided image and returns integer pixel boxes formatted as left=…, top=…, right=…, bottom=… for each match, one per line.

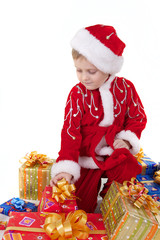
left=6, top=210, right=106, bottom=237
left=134, top=148, right=144, bottom=162
left=52, top=178, right=76, bottom=203
left=20, top=151, right=53, bottom=167
left=154, top=170, right=160, bottom=185
left=44, top=210, right=90, bottom=240
left=120, top=177, right=160, bottom=214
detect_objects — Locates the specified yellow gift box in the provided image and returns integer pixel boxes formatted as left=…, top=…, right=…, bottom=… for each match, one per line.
left=19, top=151, right=55, bottom=200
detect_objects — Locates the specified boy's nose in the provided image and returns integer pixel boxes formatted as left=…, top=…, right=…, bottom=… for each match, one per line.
left=82, top=73, right=89, bottom=82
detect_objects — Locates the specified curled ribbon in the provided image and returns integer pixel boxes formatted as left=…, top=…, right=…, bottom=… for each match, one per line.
left=10, top=198, right=25, bottom=210
left=120, top=177, right=160, bottom=214
left=52, top=178, right=76, bottom=203
left=44, top=210, right=90, bottom=240
left=154, top=170, right=160, bottom=184
left=20, top=151, right=53, bottom=167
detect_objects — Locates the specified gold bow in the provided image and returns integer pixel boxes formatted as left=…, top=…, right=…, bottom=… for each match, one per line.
left=20, top=151, right=53, bottom=167
left=120, top=177, right=160, bottom=214
left=134, top=148, right=144, bottom=162
left=52, top=178, right=76, bottom=203
left=154, top=170, right=160, bottom=184
left=44, top=210, right=90, bottom=240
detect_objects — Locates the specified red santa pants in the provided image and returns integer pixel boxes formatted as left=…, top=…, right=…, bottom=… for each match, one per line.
left=75, top=149, right=142, bottom=213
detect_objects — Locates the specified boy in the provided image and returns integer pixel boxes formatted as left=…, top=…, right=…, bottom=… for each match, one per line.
left=50, top=24, right=147, bottom=212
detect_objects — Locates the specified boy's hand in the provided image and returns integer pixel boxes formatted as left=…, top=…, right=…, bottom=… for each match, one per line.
left=113, top=139, right=131, bottom=150
left=50, top=172, right=73, bottom=187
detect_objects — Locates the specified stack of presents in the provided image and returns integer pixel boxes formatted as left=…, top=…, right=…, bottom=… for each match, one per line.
left=1, top=149, right=160, bottom=239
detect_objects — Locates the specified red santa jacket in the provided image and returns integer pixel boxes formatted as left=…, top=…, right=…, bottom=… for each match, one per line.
left=51, top=75, right=147, bottom=182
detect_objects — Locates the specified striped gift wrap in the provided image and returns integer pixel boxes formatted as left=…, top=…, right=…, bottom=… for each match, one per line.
left=19, top=160, right=55, bottom=201
left=100, top=181, right=160, bottom=240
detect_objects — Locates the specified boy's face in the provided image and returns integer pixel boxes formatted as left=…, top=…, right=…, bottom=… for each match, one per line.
left=74, top=56, right=109, bottom=90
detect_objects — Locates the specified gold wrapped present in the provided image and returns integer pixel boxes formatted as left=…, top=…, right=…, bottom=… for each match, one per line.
left=100, top=179, right=160, bottom=240
left=19, top=151, right=55, bottom=200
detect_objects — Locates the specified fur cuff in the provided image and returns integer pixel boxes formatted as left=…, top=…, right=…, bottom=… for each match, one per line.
left=116, top=130, right=140, bottom=155
left=78, top=156, right=100, bottom=169
left=51, top=160, right=81, bottom=183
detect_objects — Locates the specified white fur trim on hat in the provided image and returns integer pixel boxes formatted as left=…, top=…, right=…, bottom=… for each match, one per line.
left=116, top=130, right=140, bottom=155
left=51, top=160, right=81, bottom=183
left=71, top=28, right=124, bottom=74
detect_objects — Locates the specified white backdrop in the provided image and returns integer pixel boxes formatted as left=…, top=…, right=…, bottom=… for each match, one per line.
left=0, top=0, right=160, bottom=203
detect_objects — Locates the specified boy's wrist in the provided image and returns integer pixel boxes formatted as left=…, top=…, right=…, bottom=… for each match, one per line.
left=123, top=140, right=131, bottom=149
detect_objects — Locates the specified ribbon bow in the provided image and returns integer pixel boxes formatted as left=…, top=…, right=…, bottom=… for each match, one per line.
left=134, top=148, right=144, bottom=161
left=154, top=170, right=160, bottom=184
left=44, top=210, right=90, bottom=240
left=10, top=198, right=25, bottom=210
left=120, top=177, right=160, bottom=214
left=52, top=178, right=76, bottom=203
left=20, top=151, right=53, bottom=167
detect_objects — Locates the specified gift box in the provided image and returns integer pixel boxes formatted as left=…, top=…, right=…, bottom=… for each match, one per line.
left=100, top=180, right=160, bottom=240
left=38, top=185, right=78, bottom=213
left=137, top=174, right=160, bottom=201
left=135, top=149, right=158, bottom=175
left=2, top=211, right=107, bottom=240
left=19, top=151, right=55, bottom=200
left=0, top=221, right=7, bottom=230
left=0, top=198, right=37, bottom=216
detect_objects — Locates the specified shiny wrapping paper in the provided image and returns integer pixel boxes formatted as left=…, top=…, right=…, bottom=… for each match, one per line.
left=0, top=198, right=37, bottom=216
left=38, top=185, right=78, bottom=213
left=2, top=212, right=107, bottom=240
left=19, top=161, right=55, bottom=201
left=100, top=181, right=160, bottom=240
left=137, top=174, right=160, bottom=201
left=137, top=154, right=158, bottom=175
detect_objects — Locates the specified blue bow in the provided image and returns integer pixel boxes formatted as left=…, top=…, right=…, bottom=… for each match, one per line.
left=11, top=198, right=25, bottom=210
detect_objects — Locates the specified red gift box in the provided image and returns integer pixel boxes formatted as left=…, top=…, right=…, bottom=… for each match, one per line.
left=0, top=221, right=7, bottom=230
left=38, top=185, right=78, bottom=213
left=3, top=212, right=107, bottom=240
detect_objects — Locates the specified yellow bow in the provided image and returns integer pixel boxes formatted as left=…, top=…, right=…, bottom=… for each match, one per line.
left=154, top=170, right=160, bottom=184
left=52, top=178, right=76, bottom=203
left=120, top=177, right=160, bottom=215
left=44, top=210, right=90, bottom=240
left=134, top=148, right=144, bottom=161
left=20, top=151, right=53, bottom=167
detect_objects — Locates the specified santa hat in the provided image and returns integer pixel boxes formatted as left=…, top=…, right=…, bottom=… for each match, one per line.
left=70, top=24, right=126, bottom=74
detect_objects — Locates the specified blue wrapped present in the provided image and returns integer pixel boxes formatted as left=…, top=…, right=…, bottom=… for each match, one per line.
left=0, top=198, right=37, bottom=216
left=136, top=174, right=160, bottom=200
left=135, top=150, right=158, bottom=175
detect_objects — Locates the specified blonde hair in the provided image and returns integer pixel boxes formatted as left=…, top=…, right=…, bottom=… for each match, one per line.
left=72, top=49, right=82, bottom=59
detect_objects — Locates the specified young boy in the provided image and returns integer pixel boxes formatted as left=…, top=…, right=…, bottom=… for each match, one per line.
left=50, top=24, right=147, bottom=212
